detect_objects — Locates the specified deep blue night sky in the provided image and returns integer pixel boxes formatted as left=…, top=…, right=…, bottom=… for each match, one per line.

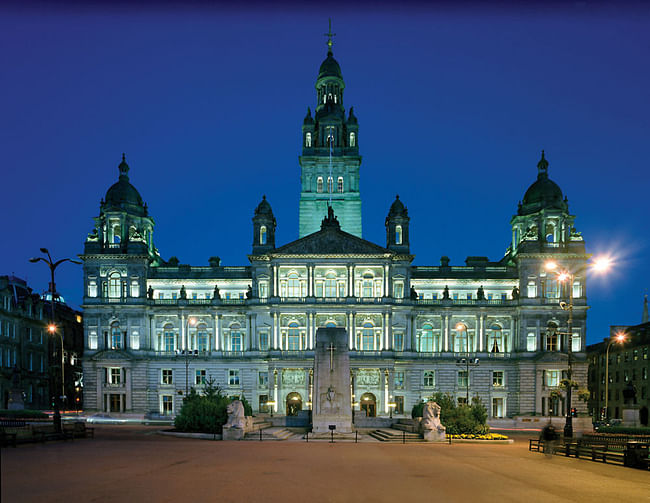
left=2, top=2, right=648, bottom=345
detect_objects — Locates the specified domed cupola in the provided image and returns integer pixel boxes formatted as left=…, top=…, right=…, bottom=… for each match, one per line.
left=318, top=50, right=343, bottom=81
left=103, top=154, right=147, bottom=217
left=386, top=195, right=410, bottom=254
left=519, top=151, right=568, bottom=216
left=510, top=151, right=583, bottom=256
left=85, top=154, right=157, bottom=258
left=252, top=195, right=277, bottom=254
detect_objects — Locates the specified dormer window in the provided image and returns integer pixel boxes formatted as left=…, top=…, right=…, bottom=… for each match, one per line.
left=260, top=225, right=267, bottom=245
left=305, top=132, right=312, bottom=147
left=395, top=225, right=402, bottom=245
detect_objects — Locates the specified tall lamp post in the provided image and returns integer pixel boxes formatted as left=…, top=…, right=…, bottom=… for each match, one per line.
left=29, top=248, right=81, bottom=431
left=604, top=332, right=626, bottom=420
left=545, top=256, right=611, bottom=438
left=177, top=316, right=198, bottom=397
left=455, top=323, right=479, bottom=404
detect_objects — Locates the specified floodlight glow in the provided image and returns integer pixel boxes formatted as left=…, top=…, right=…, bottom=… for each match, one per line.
left=544, top=261, right=558, bottom=271
left=592, top=256, right=612, bottom=273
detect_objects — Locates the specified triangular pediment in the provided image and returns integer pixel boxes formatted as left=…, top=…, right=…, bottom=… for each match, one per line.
left=534, top=352, right=569, bottom=363
left=274, top=226, right=390, bottom=256
left=90, top=349, right=134, bottom=361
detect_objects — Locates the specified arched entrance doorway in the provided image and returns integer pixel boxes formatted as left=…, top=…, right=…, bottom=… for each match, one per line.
left=286, top=392, right=302, bottom=416
left=360, top=392, right=377, bottom=417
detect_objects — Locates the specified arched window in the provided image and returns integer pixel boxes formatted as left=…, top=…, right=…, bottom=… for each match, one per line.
left=324, top=272, right=337, bottom=298
left=349, top=132, right=356, bottom=147
left=361, top=322, right=374, bottom=351
left=110, top=322, right=122, bottom=349
left=317, top=177, right=323, bottom=193
left=305, top=132, right=312, bottom=147
left=337, top=177, right=344, bottom=193
left=287, top=272, right=301, bottom=298
left=260, top=225, right=267, bottom=245
left=362, top=273, right=374, bottom=298
left=288, top=322, right=300, bottom=351
left=108, top=273, right=121, bottom=298
left=230, top=323, right=242, bottom=352
left=197, top=323, right=208, bottom=352
left=163, top=324, right=175, bottom=352
left=327, top=176, right=333, bottom=193
left=420, top=324, right=433, bottom=352
left=545, top=279, right=559, bottom=299
left=453, top=323, right=468, bottom=352
left=546, top=322, right=558, bottom=351
left=395, top=225, right=403, bottom=245
left=112, top=224, right=121, bottom=244
left=488, top=324, right=503, bottom=353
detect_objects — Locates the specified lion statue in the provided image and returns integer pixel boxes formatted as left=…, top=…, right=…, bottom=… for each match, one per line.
left=422, top=401, right=445, bottom=433
left=224, top=400, right=246, bottom=429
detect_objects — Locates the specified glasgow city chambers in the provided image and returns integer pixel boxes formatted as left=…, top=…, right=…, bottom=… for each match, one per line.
left=81, top=36, right=590, bottom=421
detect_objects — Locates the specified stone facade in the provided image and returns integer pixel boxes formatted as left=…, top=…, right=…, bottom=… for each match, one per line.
left=81, top=39, right=590, bottom=421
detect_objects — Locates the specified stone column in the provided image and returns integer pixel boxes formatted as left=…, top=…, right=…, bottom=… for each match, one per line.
left=149, top=315, right=154, bottom=351
left=273, top=312, right=279, bottom=350
left=479, top=313, right=485, bottom=352
left=444, top=315, right=450, bottom=352
left=218, top=314, right=223, bottom=351
left=405, top=314, right=412, bottom=351
left=308, top=264, right=314, bottom=297
left=308, top=312, right=314, bottom=349
left=384, top=265, right=389, bottom=297
left=351, top=312, right=356, bottom=350
left=251, top=313, right=258, bottom=350
left=273, top=265, right=278, bottom=297
left=384, top=312, right=390, bottom=350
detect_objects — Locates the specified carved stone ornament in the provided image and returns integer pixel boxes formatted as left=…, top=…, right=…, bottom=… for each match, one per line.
left=356, top=369, right=380, bottom=386
left=282, top=369, right=306, bottom=386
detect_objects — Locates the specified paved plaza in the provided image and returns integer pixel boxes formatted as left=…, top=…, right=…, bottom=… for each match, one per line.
left=2, top=426, right=649, bottom=503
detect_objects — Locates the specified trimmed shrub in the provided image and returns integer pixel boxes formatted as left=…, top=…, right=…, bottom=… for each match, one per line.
left=424, top=392, right=490, bottom=435
left=0, top=409, right=48, bottom=419
left=174, top=384, right=230, bottom=434
left=411, top=400, right=425, bottom=418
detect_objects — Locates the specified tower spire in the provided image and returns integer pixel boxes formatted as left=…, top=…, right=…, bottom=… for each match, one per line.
left=537, top=149, right=549, bottom=178
left=643, top=294, right=649, bottom=324
left=324, top=18, right=336, bottom=54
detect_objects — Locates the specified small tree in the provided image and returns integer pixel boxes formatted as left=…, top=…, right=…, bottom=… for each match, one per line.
left=174, top=382, right=230, bottom=433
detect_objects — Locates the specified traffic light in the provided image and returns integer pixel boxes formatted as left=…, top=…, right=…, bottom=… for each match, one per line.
left=571, top=407, right=577, bottom=417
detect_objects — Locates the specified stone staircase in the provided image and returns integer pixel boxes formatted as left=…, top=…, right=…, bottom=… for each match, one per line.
left=244, top=426, right=296, bottom=441
left=391, top=418, right=420, bottom=433
left=368, top=428, right=423, bottom=442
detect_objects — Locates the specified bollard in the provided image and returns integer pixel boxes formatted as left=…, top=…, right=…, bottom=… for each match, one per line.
left=331, top=430, right=334, bottom=443
left=403, top=431, right=406, bottom=444
left=306, top=431, right=309, bottom=442
left=355, top=431, right=358, bottom=443
left=260, top=428, right=262, bottom=442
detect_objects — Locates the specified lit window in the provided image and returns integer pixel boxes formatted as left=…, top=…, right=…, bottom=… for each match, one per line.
left=527, top=280, right=537, bottom=298
left=305, top=132, right=312, bottom=147
left=230, top=325, right=242, bottom=352
left=108, top=273, right=121, bottom=298
left=545, top=370, right=560, bottom=387
left=328, top=176, right=333, bottom=193
left=287, top=272, right=301, bottom=297
left=453, top=324, right=468, bottom=352
left=260, top=225, right=267, bottom=245
left=493, top=371, right=504, bottom=387
left=337, top=177, right=343, bottom=193
left=109, top=368, right=121, bottom=384
left=229, top=369, right=240, bottom=386
left=458, top=371, right=468, bottom=387
left=393, top=333, right=404, bottom=351
left=546, top=322, right=558, bottom=351
left=394, top=371, right=405, bottom=389
left=349, top=132, right=356, bottom=147
left=423, top=371, right=435, bottom=387
left=362, top=273, right=374, bottom=298
left=571, top=332, right=580, bottom=352
left=317, top=177, right=323, bottom=193
left=195, top=369, right=206, bottom=385
left=163, top=324, right=175, bottom=352
left=161, top=369, right=173, bottom=385
left=161, top=395, right=173, bottom=415
left=110, top=323, right=122, bottom=349
left=197, top=324, right=208, bottom=352
left=527, top=332, right=536, bottom=351
left=420, top=324, right=434, bottom=352
left=395, top=225, right=402, bottom=245
left=361, top=322, right=375, bottom=351
left=259, top=332, right=269, bottom=351
left=324, top=272, right=337, bottom=298
left=488, top=324, right=503, bottom=353
left=288, top=322, right=300, bottom=350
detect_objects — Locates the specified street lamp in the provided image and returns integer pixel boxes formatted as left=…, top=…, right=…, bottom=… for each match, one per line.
left=545, top=255, right=611, bottom=438
left=455, top=323, right=479, bottom=404
left=604, top=332, right=626, bottom=420
left=30, top=248, right=81, bottom=431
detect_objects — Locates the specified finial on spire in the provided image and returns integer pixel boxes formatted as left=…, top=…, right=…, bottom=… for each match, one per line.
left=537, top=149, right=549, bottom=177
left=118, top=153, right=130, bottom=177
left=324, top=18, right=336, bottom=54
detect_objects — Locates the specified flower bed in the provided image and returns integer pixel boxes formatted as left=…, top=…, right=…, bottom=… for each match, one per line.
left=448, top=433, right=509, bottom=440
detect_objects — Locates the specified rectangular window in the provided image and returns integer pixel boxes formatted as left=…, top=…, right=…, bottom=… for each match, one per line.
left=527, top=332, right=536, bottom=351
left=393, top=333, right=404, bottom=352
left=229, top=369, right=240, bottom=386
left=258, top=371, right=268, bottom=388
left=633, top=349, right=638, bottom=361
left=230, top=332, right=242, bottom=352
left=423, top=371, right=435, bottom=387
left=259, top=394, right=269, bottom=413
left=195, top=369, right=206, bottom=385
left=546, top=370, right=560, bottom=387
left=161, top=395, right=173, bottom=415
left=643, top=347, right=648, bottom=360
left=161, top=369, right=173, bottom=385
left=393, top=282, right=404, bottom=299
left=458, top=370, right=468, bottom=388
left=492, top=397, right=505, bottom=418
left=394, top=396, right=404, bottom=415
left=259, top=331, right=269, bottom=351
left=259, top=281, right=268, bottom=299
left=493, top=371, right=504, bottom=387
left=571, top=332, right=580, bottom=352
left=394, top=371, right=405, bottom=389
left=109, top=367, right=121, bottom=384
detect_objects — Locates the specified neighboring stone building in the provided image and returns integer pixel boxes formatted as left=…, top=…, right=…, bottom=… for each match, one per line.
left=587, top=299, right=650, bottom=425
left=81, top=38, right=591, bottom=421
left=0, top=276, right=49, bottom=409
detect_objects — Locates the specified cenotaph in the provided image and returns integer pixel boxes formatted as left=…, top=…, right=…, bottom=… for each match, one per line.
left=312, top=327, right=353, bottom=433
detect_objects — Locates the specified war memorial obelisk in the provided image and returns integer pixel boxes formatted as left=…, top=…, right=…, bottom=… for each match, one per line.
left=312, top=327, right=353, bottom=433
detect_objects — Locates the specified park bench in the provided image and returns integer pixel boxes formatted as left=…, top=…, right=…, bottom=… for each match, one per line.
left=63, top=422, right=95, bottom=439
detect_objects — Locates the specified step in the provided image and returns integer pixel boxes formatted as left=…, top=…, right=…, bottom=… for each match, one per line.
left=369, top=429, right=423, bottom=442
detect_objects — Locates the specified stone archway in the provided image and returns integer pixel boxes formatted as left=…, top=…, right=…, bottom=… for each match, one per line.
left=360, top=392, right=377, bottom=417
left=286, top=392, right=302, bottom=416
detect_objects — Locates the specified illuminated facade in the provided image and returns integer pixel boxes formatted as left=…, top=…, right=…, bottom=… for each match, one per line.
left=81, top=39, right=590, bottom=420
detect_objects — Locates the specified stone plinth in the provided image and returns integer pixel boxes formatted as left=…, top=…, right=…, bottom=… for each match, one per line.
left=312, top=327, right=353, bottom=433
left=622, top=406, right=641, bottom=428
left=423, top=429, right=446, bottom=442
left=222, top=426, right=245, bottom=440
left=7, top=389, right=25, bottom=410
